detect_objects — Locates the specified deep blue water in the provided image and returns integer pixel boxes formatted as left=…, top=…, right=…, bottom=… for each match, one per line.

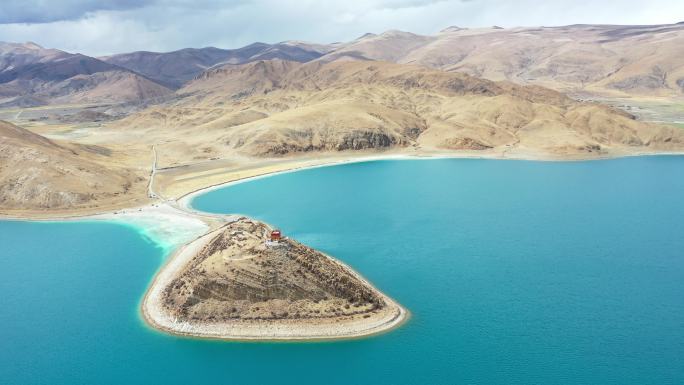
left=2, top=157, right=684, bottom=385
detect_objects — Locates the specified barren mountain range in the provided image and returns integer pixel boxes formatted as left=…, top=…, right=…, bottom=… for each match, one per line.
left=1, top=23, right=683, bottom=213
left=0, top=40, right=332, bottom=107
left=100, top=42, right=334, bottom=89
left=0, top=42, right=173, bottom=108
left=315, top=23, right=684, bottom=97
left=116, top=59, right=683, bottom=168
left=4, top=22, right=684, bottom=108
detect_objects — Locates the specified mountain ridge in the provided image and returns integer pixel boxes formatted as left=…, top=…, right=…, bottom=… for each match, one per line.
left=113, top=59, right=684, bottom=167
left=314, top=23, right=684, bottom=97
left=100, top=41, right=334, bottom=89
left=0, top=41, right=174, bottom=107
left=5, top=22, right=684, bottom=106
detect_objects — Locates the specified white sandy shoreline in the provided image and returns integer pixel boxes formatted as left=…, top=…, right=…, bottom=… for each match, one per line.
left=176, top=150, right=684, bottom=212
left=0, top=203, right=214, bottom=252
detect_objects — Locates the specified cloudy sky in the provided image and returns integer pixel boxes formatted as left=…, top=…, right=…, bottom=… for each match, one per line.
left=1, top=0, right=682, bottom=56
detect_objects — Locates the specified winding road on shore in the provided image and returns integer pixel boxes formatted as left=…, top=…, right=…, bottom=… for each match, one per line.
left=148, top=144, right=160, bottom=200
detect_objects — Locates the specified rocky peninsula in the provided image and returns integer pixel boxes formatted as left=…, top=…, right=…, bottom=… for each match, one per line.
left=143, top=217, right=406, bottom=340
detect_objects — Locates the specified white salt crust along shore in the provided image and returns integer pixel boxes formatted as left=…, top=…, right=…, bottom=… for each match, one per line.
left=141, top=224, right=408, bottom=341
left=0, top=203, right=211, bottom=250
left=92, top=204, right=214, bottom=249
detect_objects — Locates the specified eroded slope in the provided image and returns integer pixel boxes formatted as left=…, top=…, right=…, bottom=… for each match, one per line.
left=154, top=218, right=403, bottom=338
left=0, top=120, right=148, bottom=212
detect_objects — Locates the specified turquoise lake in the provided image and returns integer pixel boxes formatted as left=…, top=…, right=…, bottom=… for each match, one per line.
left=2, top=157, right=684, bottom=384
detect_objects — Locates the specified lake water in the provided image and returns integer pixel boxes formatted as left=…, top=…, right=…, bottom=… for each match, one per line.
left=2, top=157, right=684, bottom=384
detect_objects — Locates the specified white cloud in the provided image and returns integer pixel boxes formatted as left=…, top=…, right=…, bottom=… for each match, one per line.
left=0, top=0, right=682, bottom=56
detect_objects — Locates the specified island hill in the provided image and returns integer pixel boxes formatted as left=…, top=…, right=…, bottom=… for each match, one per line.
left=143, top=218, right=406, bottom=340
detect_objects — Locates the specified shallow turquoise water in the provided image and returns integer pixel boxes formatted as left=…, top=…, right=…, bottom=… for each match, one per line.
left=2, top=157, right=684, bottom=384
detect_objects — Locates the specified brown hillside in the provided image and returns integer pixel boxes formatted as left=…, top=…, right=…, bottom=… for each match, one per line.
left=114, top=60, right=684, bottom=167
left=0, top=121, right=148, bottom=212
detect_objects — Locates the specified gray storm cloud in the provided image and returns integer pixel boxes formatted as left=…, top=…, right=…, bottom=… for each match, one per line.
left=0, top=0, right=156, bottom=23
